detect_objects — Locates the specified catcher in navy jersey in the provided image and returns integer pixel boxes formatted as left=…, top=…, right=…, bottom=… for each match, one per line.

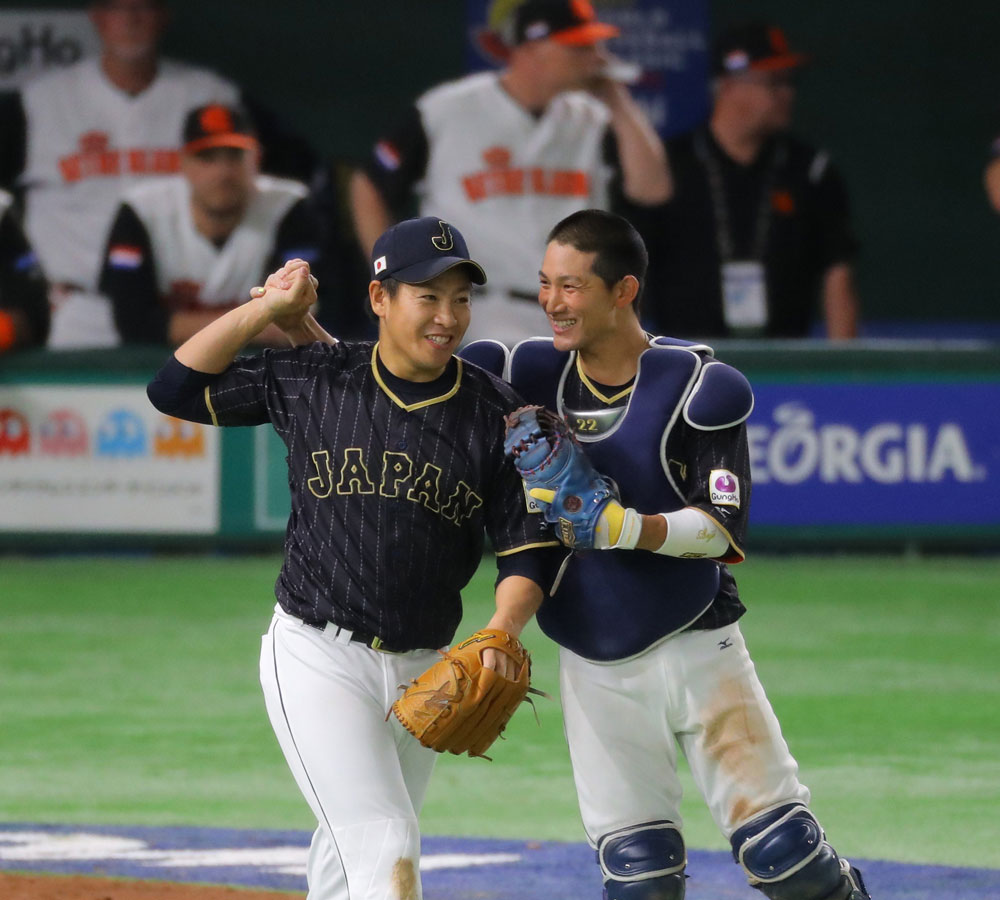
left=147, top=216, right=559, bottom=900
left=495, top=209, right=872, bottom=900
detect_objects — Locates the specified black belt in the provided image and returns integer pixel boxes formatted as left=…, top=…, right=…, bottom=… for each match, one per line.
left=348, top=629, right=406, bottom=653
left=308, top=620, right=406, bottom=654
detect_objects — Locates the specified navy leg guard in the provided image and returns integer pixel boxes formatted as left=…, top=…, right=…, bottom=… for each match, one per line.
left=598, top=820, right=686, bottom=900
left=730, top=804, right=871, bottom=900
left=838, top=859, right=872, bottom=900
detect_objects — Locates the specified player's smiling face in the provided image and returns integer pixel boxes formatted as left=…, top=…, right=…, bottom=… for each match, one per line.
left=371, top=267, right=472, bottom=382
left=538, top=241, right=623, bottom=352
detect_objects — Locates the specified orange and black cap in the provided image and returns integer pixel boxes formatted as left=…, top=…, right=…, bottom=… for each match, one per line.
left=182, top=104, right=259, bottom=155
left=512, top=0, right=619, bottom=47
left=713, top=23, right=810, bottom=76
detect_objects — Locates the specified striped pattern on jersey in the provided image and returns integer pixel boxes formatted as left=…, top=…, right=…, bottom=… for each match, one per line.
left=205, top=340, right=555, bottom=650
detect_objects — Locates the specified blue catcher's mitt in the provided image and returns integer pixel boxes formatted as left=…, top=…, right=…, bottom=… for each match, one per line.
left=503, top=405, right=642, bottom=550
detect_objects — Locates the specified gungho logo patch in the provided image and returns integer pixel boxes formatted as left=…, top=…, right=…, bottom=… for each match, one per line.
left=709, top=469, right=740, bottom=507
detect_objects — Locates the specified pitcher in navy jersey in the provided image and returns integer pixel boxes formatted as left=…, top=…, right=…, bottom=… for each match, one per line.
left=148, top=216, right=558, bottom=900
left=504, top=209, right=871, bottom=900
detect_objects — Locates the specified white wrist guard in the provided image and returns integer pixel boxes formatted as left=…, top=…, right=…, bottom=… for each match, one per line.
left=653, top=508, right=731, bottom=559
left=594, top=502, right=643, bottom=550
left=611, top=505, right=643, bottom=551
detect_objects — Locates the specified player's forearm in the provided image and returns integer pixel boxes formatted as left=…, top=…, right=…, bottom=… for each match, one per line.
left=174, top=297, right=278, bottom=373
left=635, top=512, right=668, bottom=551
left=487, top=575, right=544, bottom=639
left=605, top=85, right=672, bottom=204
left=281, top=312, right=337, bottom=347
left=643, top=507, right=741, bottom=561
left=349, top=169, right=394, bottom=257
left=822, top=263, right=859, bottom=340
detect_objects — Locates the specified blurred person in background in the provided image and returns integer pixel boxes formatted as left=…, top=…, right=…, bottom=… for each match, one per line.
left=0, top=0, right=240, bottom=348
left=350, top=0, right=670, bottom=346
left=100, top=104, right=328, bottom=347
left=0, top=0, right=324, bottom=349
left=627, top=22, right=860, bottom=340
left=0, top=188, right=48, bottom=353
left=983, top=134, right=1000, bottom=213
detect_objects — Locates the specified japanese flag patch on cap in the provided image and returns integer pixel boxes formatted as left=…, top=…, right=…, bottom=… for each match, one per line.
left=709, top=469, right=740, bottom=507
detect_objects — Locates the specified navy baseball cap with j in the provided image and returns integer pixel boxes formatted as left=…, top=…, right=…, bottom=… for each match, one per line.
left=371, top=217, right=487, bottom=286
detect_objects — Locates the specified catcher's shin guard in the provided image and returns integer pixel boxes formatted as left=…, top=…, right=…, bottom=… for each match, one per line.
left=598, top=821, right=686, bottom=900
left=731, top=804, right=870, bottom=900
left=837, top=859, right=872, bottom=900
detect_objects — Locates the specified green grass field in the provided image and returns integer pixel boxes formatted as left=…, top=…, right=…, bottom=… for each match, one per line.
left=1, top=554, right=998, bottom=869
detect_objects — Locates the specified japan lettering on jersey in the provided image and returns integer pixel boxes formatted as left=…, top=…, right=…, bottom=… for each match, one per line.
left=20, top=57, right=239, bottom=288
left=122, top=174, right=306, bottom=309
left=202, top=342, right=555, bottom=650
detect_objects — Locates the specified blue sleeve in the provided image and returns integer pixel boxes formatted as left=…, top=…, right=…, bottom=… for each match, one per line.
left=147, top=356, right=217, bottom=424
left=495, top=546, right=567, bottom=595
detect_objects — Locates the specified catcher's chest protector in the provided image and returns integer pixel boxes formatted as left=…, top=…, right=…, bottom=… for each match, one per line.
left=508, top=339, right=722, bottom=661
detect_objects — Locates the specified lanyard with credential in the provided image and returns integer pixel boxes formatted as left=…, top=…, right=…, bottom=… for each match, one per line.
left=695, top=131, right=786, bottom=331
left=694, top=130, right=785, bottom=262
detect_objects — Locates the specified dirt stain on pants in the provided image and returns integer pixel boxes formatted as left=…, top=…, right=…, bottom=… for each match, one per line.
left=392, top=857, right=418, bottom=900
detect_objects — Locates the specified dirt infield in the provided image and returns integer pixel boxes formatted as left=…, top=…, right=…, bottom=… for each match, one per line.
left=0, top=872, right=299, bottom=900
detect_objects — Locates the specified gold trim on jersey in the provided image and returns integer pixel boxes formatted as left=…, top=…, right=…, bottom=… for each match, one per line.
left=575, top=354, right=634, bottom=404
left=495, top=540, right=563, bottom=556
left=698, top=510, right=746, bottom=562
left=380, top=452, right=413, bottom=497
left=371, top=344, right=463, bottom=411
left=204, top=386, right=219, bottom=427
left=337, top=448, right=376, bottom=495
left=307, top=450, right=334, bottom=498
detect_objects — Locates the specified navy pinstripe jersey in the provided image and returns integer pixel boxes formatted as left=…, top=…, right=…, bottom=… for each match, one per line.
left=200, top=340, right=555, bottom=650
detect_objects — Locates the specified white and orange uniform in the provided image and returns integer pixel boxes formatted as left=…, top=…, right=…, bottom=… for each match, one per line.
left=365, top=71, right=618, bottom=346
left=17, top=56, right=238, bottom=347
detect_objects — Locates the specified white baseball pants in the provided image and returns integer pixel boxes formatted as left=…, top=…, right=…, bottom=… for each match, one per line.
left=259, top=606, right=440, bottom=900
left=559, top=622, right=811, bottom=844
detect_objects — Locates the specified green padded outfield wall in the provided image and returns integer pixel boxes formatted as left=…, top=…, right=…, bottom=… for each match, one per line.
left=2, top=345, right=998, bottom=552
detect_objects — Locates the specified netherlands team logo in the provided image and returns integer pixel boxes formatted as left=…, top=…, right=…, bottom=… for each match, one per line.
left=108, top=244, right=143, bottom=269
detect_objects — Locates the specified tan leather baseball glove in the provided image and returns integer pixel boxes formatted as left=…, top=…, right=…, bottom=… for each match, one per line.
left=391, top=629, right=533, bottom=759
